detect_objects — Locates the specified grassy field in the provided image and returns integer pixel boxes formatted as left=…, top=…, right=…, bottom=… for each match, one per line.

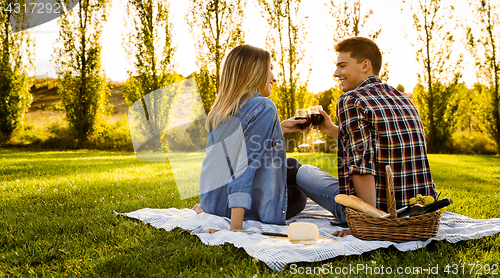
left=0, top=151, right=499, bottom=277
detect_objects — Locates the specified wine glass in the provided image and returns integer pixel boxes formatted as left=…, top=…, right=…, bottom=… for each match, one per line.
left=308, top=105, right=325, bottom=144
left=295, top=109, right=311, bottom=148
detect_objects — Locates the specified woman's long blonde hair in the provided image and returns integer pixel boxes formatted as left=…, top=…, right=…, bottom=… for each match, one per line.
left=206, top=45, right=271, bottom=130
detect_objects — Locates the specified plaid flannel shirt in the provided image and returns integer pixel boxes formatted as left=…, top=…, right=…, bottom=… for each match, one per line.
left=336, top=76, right=437, bottom=211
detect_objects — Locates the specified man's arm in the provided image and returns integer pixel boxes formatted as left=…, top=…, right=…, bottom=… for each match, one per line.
left=351, top=174, right=376, bottom=208
left=332, top=174, right=375, bottom=238
left=318, top=110, right=338, bottom=138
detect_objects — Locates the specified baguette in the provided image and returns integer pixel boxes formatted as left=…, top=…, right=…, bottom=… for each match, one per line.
left=335, top=194, right=387, bottom=217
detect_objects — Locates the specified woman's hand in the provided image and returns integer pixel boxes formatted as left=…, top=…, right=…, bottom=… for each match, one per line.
left=281, top=117, right=311, bottom=134
left=318, top=110, right=338, bottom=138
left=332, top=229, right=352, bottom=237
left=204, top=227, right=245, bottom=234
left=230, top=207, right=245, bottom=231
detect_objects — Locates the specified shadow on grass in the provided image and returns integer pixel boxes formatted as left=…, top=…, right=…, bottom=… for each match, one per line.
left=92, top=225, right=271, bottom=277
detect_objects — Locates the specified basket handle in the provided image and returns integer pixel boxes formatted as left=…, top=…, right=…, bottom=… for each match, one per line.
left=385, top=165, right=398, bottom=219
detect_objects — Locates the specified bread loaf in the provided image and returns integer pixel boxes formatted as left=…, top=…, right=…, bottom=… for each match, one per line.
left=335, top=194, right=387, bottom=217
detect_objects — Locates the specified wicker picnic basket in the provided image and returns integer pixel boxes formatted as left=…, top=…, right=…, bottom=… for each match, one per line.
left=345, top=165, right=441, bottom=243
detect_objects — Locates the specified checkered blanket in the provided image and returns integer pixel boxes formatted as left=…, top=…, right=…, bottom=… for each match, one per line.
left=120, top=201, right=500, bottom=271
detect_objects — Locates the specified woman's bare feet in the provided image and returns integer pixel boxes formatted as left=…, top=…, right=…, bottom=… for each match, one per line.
left=192, top=204, right=204, bottom=214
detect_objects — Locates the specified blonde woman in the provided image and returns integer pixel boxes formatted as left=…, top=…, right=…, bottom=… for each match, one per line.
left=193, top=45, right=309, bottom=232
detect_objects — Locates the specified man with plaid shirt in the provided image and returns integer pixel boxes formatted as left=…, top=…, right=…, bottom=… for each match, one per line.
left=294, top=37, right=437, bottom=237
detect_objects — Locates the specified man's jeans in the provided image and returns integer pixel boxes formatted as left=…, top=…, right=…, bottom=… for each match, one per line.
left=294, top=161, right=347, bottom=222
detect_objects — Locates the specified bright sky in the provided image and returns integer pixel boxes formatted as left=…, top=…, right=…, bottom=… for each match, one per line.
left=28, top=0, right=475, bottom=94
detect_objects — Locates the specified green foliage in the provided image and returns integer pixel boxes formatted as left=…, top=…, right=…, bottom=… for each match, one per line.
left=466, top=0, right=500, bottom=153
left=413, top=81, right=460, bottom=153
left=258, top=0, right=309, bottom=120
left=316, top=89, right=333, bottom=115
left=187, top=0, right=246, bottom=113
left=473, top=84, right=499, bottom=140
left=450, top=131, right=497, bottom=155
left=122, top=73, right=183, bottom=108
left=86, top=118, right=134, bottom=151
left=322, top=86, right=344, bottom=126
left=42, top=119, right=133, bottom=151
left=123, top=0, right=176, bottom=102
left=268, top=83, right=315, bottom=122
left=268, top=83, right=315, bottom=151
left=4, top=122, right=43, bottom=146
left=406, top=0, right=462, bottom=153
left=0, top=10, right=34, bottom=141
left=123, top=0, right=186, bottom=150
left=194, top=66, right=218, bottom=114
left=56, top=73, right=110, bottom=142
left=42, top=122, right=79, bottom=149
left=31, top=78, right=58, bottom=90
left=121, top=76, right=141, bottom=108
left=317, top=87, right=344, bottom=153
left=328, top=0, right=389, bottom=81
left=163, top=117, right=208, bottom=152
left=52, top=0, right=111, bottom=143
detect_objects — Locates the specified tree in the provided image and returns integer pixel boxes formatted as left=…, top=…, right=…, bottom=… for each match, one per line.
left=316, top=88, right=334, bottom=116
left=186, top=0, right=245, bottom=113
left=466, top=0, right=500, bottom=153
left=413, top=81, right=460, bottom=152
left=0, top=3, right=34, bottom=141
left=405, top=0, right=462, bottom=153
left=122, top=0, right=178, bottom=104
left=122, top=0, right=182, bottom=141
left=52, top=0, right=110, bottom=143
left=327, top=0, right=389, bottom=82
left=258, top=0, right=311, bottom=121
left=325, top=86, right=345, bottom=125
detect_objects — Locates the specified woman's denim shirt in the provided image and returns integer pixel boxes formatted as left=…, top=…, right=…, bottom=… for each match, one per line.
left=199, top=93, right=287, bottom=225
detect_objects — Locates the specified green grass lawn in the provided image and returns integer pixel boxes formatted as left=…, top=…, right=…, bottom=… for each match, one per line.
left=1, top=150, right=499, bottom=277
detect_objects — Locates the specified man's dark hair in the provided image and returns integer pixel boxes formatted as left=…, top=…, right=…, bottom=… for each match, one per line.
left=335, top=37, right=382, bottom=75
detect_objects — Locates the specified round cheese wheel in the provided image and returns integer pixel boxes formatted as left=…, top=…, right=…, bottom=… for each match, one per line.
left=287, top=222, right=319, bottom=241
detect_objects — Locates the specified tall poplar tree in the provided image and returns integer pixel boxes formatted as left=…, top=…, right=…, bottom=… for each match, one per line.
left=186, top=0, right=245, bottom=114
left=328, top=0, right=389, bottom=82
left=258, top=0, right=313, bottom=121
left=122, top=0, right=178, bottom=106
left=53, top=0, right=110, bottom=143
left=467, top=0, right=500, bottom=153
left=405, top=0, right=461, bottom=153
left=0, top=4, right=34, bottom=141
left=122, top=0, right=180, bottom=140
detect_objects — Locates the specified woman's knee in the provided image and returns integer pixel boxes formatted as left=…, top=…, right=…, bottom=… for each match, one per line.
left=286, top=157, right=301, bottom=170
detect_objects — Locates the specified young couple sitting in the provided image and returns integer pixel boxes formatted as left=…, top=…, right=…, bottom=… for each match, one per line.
left=192, top=37, right=437, bottom=237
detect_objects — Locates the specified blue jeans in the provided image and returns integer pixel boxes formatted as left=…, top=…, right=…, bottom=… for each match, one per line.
left=295, top=162, right=347, bottom=222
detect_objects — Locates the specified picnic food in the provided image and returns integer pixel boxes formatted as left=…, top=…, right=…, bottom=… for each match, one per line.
left=287, top=222, right=319, bottom=241
left=335, top=194, right=387, bottom=217
left=397, top=198, right=453, bottom=218
left=409, top=194, right=435, bottom=205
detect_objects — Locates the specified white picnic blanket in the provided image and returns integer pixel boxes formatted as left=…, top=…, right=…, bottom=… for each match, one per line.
left=120, top=201, right=500, bottom=271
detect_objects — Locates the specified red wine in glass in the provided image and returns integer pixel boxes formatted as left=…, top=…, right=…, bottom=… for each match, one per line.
left=308, top=105, right=325, bottom=144
left=296, top=109, right=311, bottom=148
left=310, top=113, right=324, bottom=126
left=295, top=116, right=311, bottom=130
